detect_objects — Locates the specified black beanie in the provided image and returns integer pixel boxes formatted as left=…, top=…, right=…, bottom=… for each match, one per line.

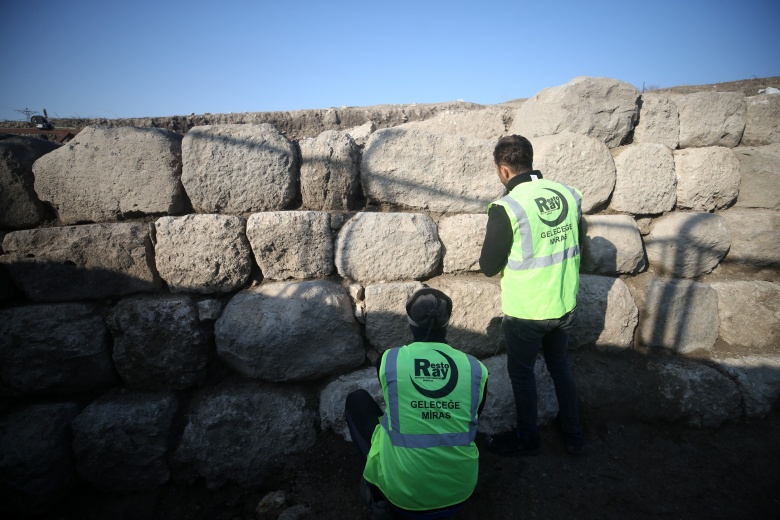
left=406, top=288, right=453, bottom=330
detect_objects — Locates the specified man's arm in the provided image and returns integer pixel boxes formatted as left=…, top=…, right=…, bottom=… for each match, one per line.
left=479, top=205, right=513, bottom=277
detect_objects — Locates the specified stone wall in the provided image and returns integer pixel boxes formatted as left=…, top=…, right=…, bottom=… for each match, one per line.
left=2, top=76, right=780, bottom=515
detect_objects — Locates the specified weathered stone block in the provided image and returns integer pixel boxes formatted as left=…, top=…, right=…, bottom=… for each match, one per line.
left=734, top=144, right=780, bottom=210
left=0, top=136, right=59, bottom=229
left=713, top=356, right=780, bottom=418
left=677, top=92, right=746, bottom=148
left=364, top=282, right=423, bottom=353
left=610, top=143, right=676, bottom=215
left=510, top=77, right=640, bottom=148
left=335, top=212, right=442, bottom=283
left=33, top=126, right=185, bottom=224
left=215, top=280, right=365, bottom=381
left=401, top=106, right=511, bottom=140
left=181, top=124, right=297, bottom=213
left=299, top=130, right=361, bottom=210
left=438, top=214, right=488, bottom=274
left=246, top=211, right=334, bottom=280
left=361, top=128, right=503, bottom=213
left=154, top=214, right=252, bottom=294
left=571, top=275, right=638, bottom=352
left=581, top=215, right=646, bottom=275
left=0, top=303, right=115, bottom=394
left=719, top=208, right=780, bottom=270
left=674, top=147, right=741, bottom=211
left=633, top=93, right=679, bottom=149
left=320, top=367, right=383, bottom=441
left=710, top=281, right=780, bottom=351
left=741, top=93, right=780, bottom=146
left=0, top=223, right=159, bottom=301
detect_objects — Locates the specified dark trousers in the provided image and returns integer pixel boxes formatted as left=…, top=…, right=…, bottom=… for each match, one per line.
left=503, top=311, right=581, bottom=442
left=344, top=389, right=383, bottom=462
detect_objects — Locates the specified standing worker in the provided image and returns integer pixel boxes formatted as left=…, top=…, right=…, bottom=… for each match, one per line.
left=345, top=288, right=489, bottom=518
left=479, top=134, right=584, bottom=456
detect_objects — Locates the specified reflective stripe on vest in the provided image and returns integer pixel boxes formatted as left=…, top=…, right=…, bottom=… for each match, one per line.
left=498, top=183, right=582, bottom=271
left=380, top=348, right=483, bottom=449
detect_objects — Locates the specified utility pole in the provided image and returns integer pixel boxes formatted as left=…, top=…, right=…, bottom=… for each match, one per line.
left=14, top=108, right=38, bottom=121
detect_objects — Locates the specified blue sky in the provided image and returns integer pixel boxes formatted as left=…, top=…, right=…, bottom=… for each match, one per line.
left=1, top=0, right=778, bottom=121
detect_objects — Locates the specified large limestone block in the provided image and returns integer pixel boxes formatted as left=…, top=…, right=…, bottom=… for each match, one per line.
left=438, top=214, right=488, bottom=274
left=246, top=211, right=333, bottom=280
left=320, top=367, right=383, bottom=441
left=581, top=215, right=645, bottom=275
left=0, top=303, right=115, bottom=395
left=0, top=136, right=59, bottom=229
left=110, top=294, right=210, bottom=390
left=32, top=126, right=185, bottom=224
left=364, top=282, right=423, bottom=353
left=361, top=128, right=503, bottom=213
left=677, top=92, right=746, bottom=148
left=531, top=133, right=616, bottom=213
left=570, top=275, right=638, bottom=352
left=0, top=403, right=80, bottom=516
left=181, top=124, right=297, bottom=213
left=674, top=147, right=741, bottom=211
left=638, top=278, right=719, bottom=354
left=741, top=93, right=780, bottom=146
left=299, top=130, right=361, bottom=210
left=713, top=356, right=780, bottom=418
left=335, top=212, right=442, bottom=283
left=0, top=223, right=159, bottom=301
left=173, top=383, right=316, bottom=488
left=710, top=281, right=780, bottom=351
left=426, top=277, right=503, bottom=358
left=477, top=354, right=558, bottom=435
left=215, top=280, right=365, bottom=381
left=719, top=208, right=780, bottom=270
left=510, top=77, right=640, bottom=148
left=154, top=214, right=252, bottom=294
left=633, top=93, right=679, bottom=149
left=401, top=106, right=511, bottom=140
left=610, top=143, right=676, bottom=215
left=734, top=144, right=780, bottom=209
left=71, top=391, right=178, bottom=491
left=644, top=212, right=730, bottom=278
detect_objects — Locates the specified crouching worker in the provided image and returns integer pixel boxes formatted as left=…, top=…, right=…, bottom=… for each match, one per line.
left=344, top=288, right=489, bottom=519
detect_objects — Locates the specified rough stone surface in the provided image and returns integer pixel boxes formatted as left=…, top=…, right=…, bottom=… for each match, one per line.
left=173, top=383, right=316, bottom=488
left=364, top=282, right=423, bottom=353
left=438, top=214, right=488, bottom=274
left=644, top=212, right=731, bottom=278
left=510, top=77, right=640, bottom=148
left=335, top=212, right=442, bottom=283
left=570, top=275, right=638, bottom=352
left=0, top=136, right=59, bottom=229
left=71, top=391, right=178, bottom=491
left=154, top=214, right=252, bottom=294
left=400, top=106, right=511, bottom=140
left=320, top=367, right=383, bottom=441
left=719, top=208, right=780, bottom=270
left=181, top=124, right=297, bottom=213
left=32, top=126, right=185, bottom=224
left=638, top=278, right=720, bottom=354
left=426, top=277, right=503, bottom=359
left=633, top=93, right=679, bottom=149
left=0, top=402, right=80, bottom=516
left=299, top=131, right=361, bottom=210
left=674, top=147, right=741, bottom=211
left=531, top=132, right=616, bottom=213
left=246, top=211, right=334, bottom=280
left=0, top=223, right=159, bottom=301
left=713, top=356, right=780, bottom=418
left=710, top=281, right=780, bottom=351
left=344, top=120, right=376, bottom=146
left=677, top=92, right=746, bottom=148
left=734, top=144, right=780, bottom=209
left=580, top=215, right=646, bottom=275
left=478, top=354, right=558, bottom=435
left=109, top=294, right=210, bottom=390
left=741, top=93, right=780, bottom=146
left=215, top=281, right=365, bottom=381
left=0, top=303, right=115, bottom=395
left=610, top=143, right=677, bottom=215
left=361, top=128, right=503, bottom=213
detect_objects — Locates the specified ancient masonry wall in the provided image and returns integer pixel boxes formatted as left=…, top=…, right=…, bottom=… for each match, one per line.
left=1, top=76, right=779, bottom=513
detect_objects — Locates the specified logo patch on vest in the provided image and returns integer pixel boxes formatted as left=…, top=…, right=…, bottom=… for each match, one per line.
left=410, top=350, right=458, bottom=399
left=534, top=187, right=569, bottom=227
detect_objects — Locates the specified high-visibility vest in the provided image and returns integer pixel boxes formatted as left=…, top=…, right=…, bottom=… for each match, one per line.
left=489, top=178, right=582, bottom=320
left=363, top=342, right=488, bottom=511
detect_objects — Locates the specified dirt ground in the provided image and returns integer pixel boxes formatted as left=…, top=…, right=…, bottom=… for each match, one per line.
left=53, top=401, right=780, bottom=520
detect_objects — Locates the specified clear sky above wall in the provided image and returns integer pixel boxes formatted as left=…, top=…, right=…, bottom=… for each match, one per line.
left=1, top=0, right=778, bottom=121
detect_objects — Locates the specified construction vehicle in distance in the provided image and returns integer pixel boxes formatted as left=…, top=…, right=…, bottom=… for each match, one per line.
left=0, top=108, right=81, bottom=143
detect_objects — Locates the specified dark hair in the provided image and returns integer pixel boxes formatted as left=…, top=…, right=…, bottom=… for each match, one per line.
left=493, top=134, right=534, bottom=174
left=406, top=288, right=453, bottom=341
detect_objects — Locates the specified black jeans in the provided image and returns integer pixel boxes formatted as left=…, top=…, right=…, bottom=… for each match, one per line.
left=344, top=389, right=383, bottom=462
left=503, top=310, right=581, bottom=443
